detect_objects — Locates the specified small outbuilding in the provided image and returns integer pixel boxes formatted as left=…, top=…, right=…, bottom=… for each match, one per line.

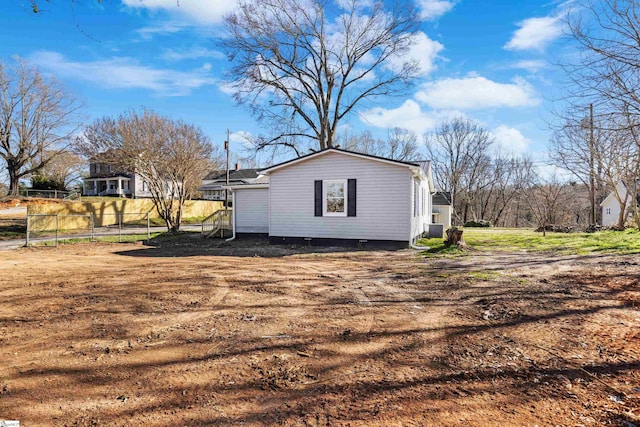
left=601, top=179, right=639, bottom=227
left=228, top=148, right=435, bottom=248
left=432, top=191, right=452, bottom=228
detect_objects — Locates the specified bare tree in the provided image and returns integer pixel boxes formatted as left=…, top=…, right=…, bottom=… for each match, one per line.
left=598, top=112, right=640, bottom=228
left=551, top=105, right=640, bottom=227
left=523, top=174, right=572, bottom=236
left=0, top=59, right=82, bottom=196
left=340, top=127, right=420, bottom=161
left=221, top=0, right=421, bottom=155
left=549, top=106, right=605, bottom=225
left=472, top=155, right=534, bottom=226
left=424, top=117, right=495, bottom=225
left=78, top=110, right=218, bottom=232
left=564, top=1, right=640, bottom=124
left=31, top=151, right=84, bottom=191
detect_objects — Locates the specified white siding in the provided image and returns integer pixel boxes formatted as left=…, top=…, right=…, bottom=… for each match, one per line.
left=269, top=151, right=412, bottom=241
left=433, top=204, right=452, bottom=228
left=410, top=177, right=432, bottom=241
left=235, top=187, right=269, bottom=233
left=131, top=174, right=152, bottom=198
left=601, top=181, right=631, bottom=226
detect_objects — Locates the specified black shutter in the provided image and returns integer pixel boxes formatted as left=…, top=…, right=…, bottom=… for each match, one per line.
left=347, top=179, right=357, bottom=217
left=314, top=180, right=323, bottom=216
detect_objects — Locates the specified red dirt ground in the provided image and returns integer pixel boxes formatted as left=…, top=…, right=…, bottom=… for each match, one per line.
left=0, top=197, right=63, bottom=210
left=0, top=237, right=638, bottom=426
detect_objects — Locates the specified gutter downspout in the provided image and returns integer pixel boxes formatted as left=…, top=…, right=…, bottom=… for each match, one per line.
left=411, top=242, right=431, bottom=250
left=225, top=188, right=236, bottom=241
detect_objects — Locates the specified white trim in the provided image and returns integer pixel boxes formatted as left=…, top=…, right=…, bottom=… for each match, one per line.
left=323, top=179, right=347, bottom=217
left=262, top=148, right=421, bottom=174
left=600, top=192, right=616, bottom=207
left=225, top=183, right=270, bottom=190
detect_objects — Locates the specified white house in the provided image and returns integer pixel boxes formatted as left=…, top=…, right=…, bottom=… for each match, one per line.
left=601, top=179, right=639, bottom=227
left=198, top=165, right=264, bottom=202
left=432, top=191, right=452, bottom=228
left=227, top=148, right=435, bottom=248
left=83, top=160, right=153, bottom=198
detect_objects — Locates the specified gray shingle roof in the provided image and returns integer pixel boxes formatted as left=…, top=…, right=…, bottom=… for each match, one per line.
left=433, top=191, right=451, bottom=206
left=203, top=168, right=263, bottom=182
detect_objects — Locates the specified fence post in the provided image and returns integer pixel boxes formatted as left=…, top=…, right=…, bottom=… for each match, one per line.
left=25, top=214, right=30, bottom=247
left=147, top=212, right=150, bottom=241
left=55, top=214, right=59, bottom=247
left=90, top=213, right=95, bottom=241
left=118, top=213, right=122, bottom=243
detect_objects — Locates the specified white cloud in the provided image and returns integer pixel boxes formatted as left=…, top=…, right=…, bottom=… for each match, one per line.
left=121, top=0, right=237, bottom=25
left=161, top=47, right=225, bottom=61
left=415, top=75, right=540, bottom=110
left=386, top=31, right=443, bottom=76
left=417, top=0, right=456, bottom=21
left=504, top=16, right=563, bottom=51
left=29, top=51, right=217, bottom=96
left=229, top=130, right=254, bottom=148
left=135, top=22, right=187, bottom=39
left=334, top=0, right=374, bottom=10
left=359, top=100, right=440, bottom=135
left=506, top=59, right=547, bottom=72
left=218, top=81, right=236, bottom=96
left=492, top=125, right=531, bottom=155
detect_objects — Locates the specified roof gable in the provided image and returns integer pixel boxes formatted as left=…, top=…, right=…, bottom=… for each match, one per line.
left=262, top=147, right=423, bottom=174
left=433, top=191, right=451, bottom=206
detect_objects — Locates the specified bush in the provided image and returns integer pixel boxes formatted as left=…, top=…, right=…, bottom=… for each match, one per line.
left=31, top=174, right=61, bottom=190
left=535, top=225, right=573, bottom=233
left=463, top=220, right=491, bottom=228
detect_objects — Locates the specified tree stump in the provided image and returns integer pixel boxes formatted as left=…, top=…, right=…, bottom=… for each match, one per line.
left=444, top=227, right=465, bottom=248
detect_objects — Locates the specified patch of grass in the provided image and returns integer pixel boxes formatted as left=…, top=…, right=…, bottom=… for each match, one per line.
left=182, top=216, right=207, bottom=224
left=414, top=236, right=464, bottom=256
left=0, top=219, right=26, bottom=240
left=467, top=270, right=501, bottom=280
left=34, top=232, right=165, bottom=247
left=420, top=227, right=640, bottom=255
left=0, top=231, right=24, bottom=240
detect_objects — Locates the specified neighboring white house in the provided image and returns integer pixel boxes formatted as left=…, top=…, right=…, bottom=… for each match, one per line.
left=432, top=191, right=452, bottom=228
left=83, top=161, right=153, bottom=198
left=227, top=148, right=435, bottom=248
left=601, top=179, right=639, bottom=227
left=198, top=165, right=263, bottom=202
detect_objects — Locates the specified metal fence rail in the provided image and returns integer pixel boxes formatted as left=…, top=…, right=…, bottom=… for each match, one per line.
left=20, top=189, right=80, bottom=199
left=26, top=212, right=151, bottom=246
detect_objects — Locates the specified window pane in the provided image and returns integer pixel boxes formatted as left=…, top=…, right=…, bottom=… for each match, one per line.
left=327, top=182, right=344, bottom=198
left=327, top=197, right=344, bottom=213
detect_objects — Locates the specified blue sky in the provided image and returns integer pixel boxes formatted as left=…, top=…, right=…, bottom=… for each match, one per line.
left=1, top=0, right=571, bottom=167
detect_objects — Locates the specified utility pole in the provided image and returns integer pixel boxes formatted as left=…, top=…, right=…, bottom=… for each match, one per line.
left=225, top=129, right=230, bottom=208
left=589, top=103, right=596, bottom=226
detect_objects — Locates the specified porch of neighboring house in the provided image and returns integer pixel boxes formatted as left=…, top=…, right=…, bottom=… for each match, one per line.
left=200, top=185, right=228, bottom=201
left=83, top=176, right=132, bottom=197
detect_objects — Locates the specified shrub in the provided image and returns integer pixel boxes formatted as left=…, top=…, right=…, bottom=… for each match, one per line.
left=535, top=225, right=573, bottom=233
left=463, top=220, right=491, bottom=228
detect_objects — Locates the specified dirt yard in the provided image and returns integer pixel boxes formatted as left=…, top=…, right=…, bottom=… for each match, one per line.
left=0, top=237, right=638, bottom=426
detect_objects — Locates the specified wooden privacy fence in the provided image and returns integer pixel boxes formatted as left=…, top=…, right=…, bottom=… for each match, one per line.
left=26, top=212, right=152, bottom=246
left=28, top=199, right=224, bottom=220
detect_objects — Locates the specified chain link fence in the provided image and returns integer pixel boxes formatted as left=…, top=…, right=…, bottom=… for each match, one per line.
left=26, top=212, right=151, bottom=246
